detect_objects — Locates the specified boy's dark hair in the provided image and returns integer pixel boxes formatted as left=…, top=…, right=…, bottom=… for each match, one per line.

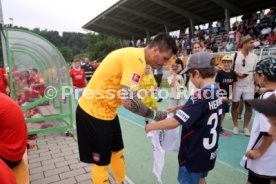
left=266, top=75, right=276, bottom=82
left=258, top=73, right=276, bottom=82
left=31, top=68, right=38, bottom=74
left=148, top=33, right=177, bottom=55
left=73, top=58, right=80, bottom=62
left=192, top=42, right=201, bottom=49
left=255, top=57, right=276, bottom=82
left=189, top=68, right=215, bottom=79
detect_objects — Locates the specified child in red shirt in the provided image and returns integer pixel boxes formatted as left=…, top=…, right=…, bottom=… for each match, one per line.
left=21, top=68, right=46, bottom=103
left=0, top=67, right=8, bottom=95
left=70, top=59, right=86, bottom=99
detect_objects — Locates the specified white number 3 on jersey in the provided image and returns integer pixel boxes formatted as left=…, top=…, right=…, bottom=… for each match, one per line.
left=203, top=109, right=222, bottom=150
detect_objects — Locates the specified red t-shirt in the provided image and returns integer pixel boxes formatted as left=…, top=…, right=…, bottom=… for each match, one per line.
left=33, top=75, right=46, bottom=97
left=0, top=68, right=7, bottom=95
left=267, top=35, right=276, bottom=44
left=70, top=68, right=86, bottom=88
left=0, top=159, right=16, bottom=184
left=0, top=92, right=27, bottom=161
left=29, top=74, right=46, bottom=97
left=93, top=63, right=100, bottom=70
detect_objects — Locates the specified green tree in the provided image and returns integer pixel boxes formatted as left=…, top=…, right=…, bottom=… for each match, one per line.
left=59, top=46, right=73, bottom=63
left=8, top=25, right=123, bottom=63
left=85, top=34, right=121, bottom=61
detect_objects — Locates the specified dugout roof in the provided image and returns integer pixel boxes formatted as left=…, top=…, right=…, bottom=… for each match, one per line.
left=83, top=0, right=275, bottom=39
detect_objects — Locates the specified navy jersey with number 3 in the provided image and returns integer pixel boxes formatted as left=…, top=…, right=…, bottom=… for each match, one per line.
left=174, top=85, right=222, bottom=172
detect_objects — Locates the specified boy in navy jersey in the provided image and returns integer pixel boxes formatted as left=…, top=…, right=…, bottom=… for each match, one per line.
left=145, top=52, right=222, bottom=184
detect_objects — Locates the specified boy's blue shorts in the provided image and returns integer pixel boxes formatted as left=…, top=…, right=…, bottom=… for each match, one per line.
left=178, top=166, right=208, bottom=184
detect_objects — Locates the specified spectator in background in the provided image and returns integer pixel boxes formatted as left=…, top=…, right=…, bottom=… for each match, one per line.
left=140, top=65, right=158, bottom=125
left=177, top=43, right=182, bottom=55
left=29, top=68, right=46, bottom=97
left=261, top=25, right=272, bottom=40
left=186, top=42, right=202, bottom=94
left=210, top=43, right=218, bottom=53
left=11, top=65, right=21, bottom=95
left=185, top=36, right=192, bottom=55
left=215, top=55, right=237, bottom=137
left=81, top=57, right=94, bottom=83
left=153, top=67, right=163, bottom=88
left=0, top=66, right=8, bottom=95
left=192, top=42, right=202, bottom=54
left=70, top=59, right=86, bottom=100
left=259, top=10, right=265, bottom=20
left=235, top=28, right=242, bottom=51
left=253, top=37, right=261, bottom=49
left=175, top=57, right=184, bottom=78
left=21, top=68, right=46, bottom=103
left=204, top=32, right=210, bottom=41
left=154, top=67, right=164, bottom=102
left=0, top=92, right=27, bottom=168
left=200, top=40, right=208, bottom=52
left=231, top=35, right=258, bottom=136
left=219, top=36, right=227, bottom=52
left=21, top=71, right=30, bottom=87
left=92, top=60, right=100, bottom=71
left=266, top=30, right=276, bottom=46
left=167, top=64, right=184, bottom=107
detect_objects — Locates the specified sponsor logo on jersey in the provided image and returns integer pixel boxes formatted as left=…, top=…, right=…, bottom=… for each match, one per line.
left=176, top=110, right=190, bottom=122
left=210, top=149, right=218, bottom=160
left=130, top=73, right=141, bottom=85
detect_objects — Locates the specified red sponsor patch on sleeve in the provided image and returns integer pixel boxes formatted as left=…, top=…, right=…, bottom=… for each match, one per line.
left=130, top=73, right=141, bottom=85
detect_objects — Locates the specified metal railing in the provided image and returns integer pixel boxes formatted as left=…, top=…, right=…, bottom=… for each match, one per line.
left=253, top=46, right=276, bottom=60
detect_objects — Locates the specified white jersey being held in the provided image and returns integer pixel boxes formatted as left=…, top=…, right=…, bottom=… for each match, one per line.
left=147, top=113, right=180, bottom=183
left=241, top=91, right=276, bottom=177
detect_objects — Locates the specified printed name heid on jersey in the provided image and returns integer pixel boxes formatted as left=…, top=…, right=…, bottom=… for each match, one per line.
left=208, top=98, right=222, bottom=110
left=176, top=110, right=190, bottom=122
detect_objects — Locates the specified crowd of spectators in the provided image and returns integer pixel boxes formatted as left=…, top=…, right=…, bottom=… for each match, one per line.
left=173, top=8, right=276, bottom=56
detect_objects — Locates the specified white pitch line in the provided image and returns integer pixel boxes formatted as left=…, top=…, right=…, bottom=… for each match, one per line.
left=119, top=115, right=144, bottom=128
left=216, top=159, right=247, bottom=175
left=119, top=115, right=247, bottom=175
left=125, top=176, right=135, bottom=184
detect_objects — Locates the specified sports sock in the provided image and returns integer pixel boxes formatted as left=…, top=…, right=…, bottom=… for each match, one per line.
left=110, top=149, right=126, bottom=182
left=92, top=164, right=109, bottom=184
